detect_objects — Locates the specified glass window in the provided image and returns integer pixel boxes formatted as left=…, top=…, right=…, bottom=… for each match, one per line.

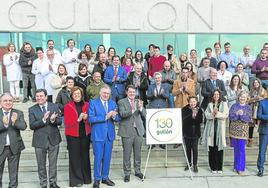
left=220, top=34, right=268, bottom=57
left=175, top=34, right=188, bottom=57
left=110, top=33, right=135, bottom=57
left=78, top=33, right=103, bottom=53
left=163, top=34, right=176, bottom=55
left=195, top=34, right=219, bottom=58
left=0, top=33, right=11, bottom=46
left=136, top=34, right=163, bottom=55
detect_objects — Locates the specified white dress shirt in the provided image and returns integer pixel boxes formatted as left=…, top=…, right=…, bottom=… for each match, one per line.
left=2, top=109, right=11, bottom=146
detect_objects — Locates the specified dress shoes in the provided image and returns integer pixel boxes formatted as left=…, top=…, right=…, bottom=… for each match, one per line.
left=93, top=181, right=100, bottom=188
left=50, top=183, right=60, bottom=188
left=22, top=98, right=28, bottom=103
left=193, top=165, right=198, bottom=173
left=102, top=179, right=115, bottom=186
left=135, top=173, right=145, bottom=179
left=184, top=165, right=189, bottom=171
left=124, top=175, right=130, bottom=182
left=257, top=170, right=263, bottom=177
left=159, top=144, right=166, bottom=149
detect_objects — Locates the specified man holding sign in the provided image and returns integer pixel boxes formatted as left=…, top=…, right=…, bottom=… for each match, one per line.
left=118, top=85, right=146, bottom=182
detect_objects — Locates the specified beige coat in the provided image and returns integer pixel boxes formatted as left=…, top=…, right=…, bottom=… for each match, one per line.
left=203, top=101, right=229, bottom=151
left=172, top=78, right=196, bottom=108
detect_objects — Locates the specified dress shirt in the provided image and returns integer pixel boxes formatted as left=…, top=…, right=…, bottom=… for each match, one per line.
left=2, top=109, right=11, bottom=146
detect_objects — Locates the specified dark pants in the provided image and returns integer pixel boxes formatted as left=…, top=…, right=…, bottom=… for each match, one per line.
left=249, top=126, right=254, bottom=139
left=184, top=138, right=199, bottom=166
left=35, top=144, right=59, bottom=187
left=208, top=146, right=223, bottom=171
left=22, top=73, right=36, bottom=100
left=0, top=147, right=21, bottom=188
left=66, top=136, right=92, bottom=186
left=257, top=134, right=268, bottom=171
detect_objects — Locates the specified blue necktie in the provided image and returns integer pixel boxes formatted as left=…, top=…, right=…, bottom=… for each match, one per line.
left=104, top=101, right=108, bottom=114
left=213, top=80, right=216, bottom=87
left=42, top=106, right=47, bottom=113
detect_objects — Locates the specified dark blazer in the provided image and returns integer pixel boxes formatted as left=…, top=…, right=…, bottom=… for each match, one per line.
left=118, top=98, right=146, bottom=137
left=182, top=105, right=203, bottom=138
left=147, top=83, right=169, bottom=108
left=201, top=79, right=227, bottom=110
left=257, top=98, right=268, bottom=134
left=29, top=102, right=62, bottom=148
left=74, top=74, right=91, bottom=101
left=55, top=86, right=72, bottom=113
left=0, top=109, right=27, bottom=155
left=126, top=72, right=149, bottom=106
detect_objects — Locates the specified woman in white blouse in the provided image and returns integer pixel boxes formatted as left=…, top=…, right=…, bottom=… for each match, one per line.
left=217, top=60, right=232, bottom=88
left=32, top=48, right=45, bottom=90
left=3, top=43, right=22, bottom=102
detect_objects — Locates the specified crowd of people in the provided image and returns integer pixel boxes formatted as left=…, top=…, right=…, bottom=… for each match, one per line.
left=1, top=39, right=268, bottom=188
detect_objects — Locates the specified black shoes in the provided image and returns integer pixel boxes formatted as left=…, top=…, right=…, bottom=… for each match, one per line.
left=93, top=181, right=100, bottom=188
left=102, top=179, right=115, bottom=186
left=159, top=144, right=166, bottom=150
left=32, top=98, right=36, bottom=102
left=124, top=175, right=130, bottom=182
left=184, top=165, right=189, bottom=171
left=193, top=165, right=198, bottom=173
left=22, top=98, right=28, bottom=103
left=257, top=170, right=263, bottom=177
left=49, top=183, right=60, bottom=188
left=173, top=144, right=182, bottom=148
left=135, top=173, right=144, bottom=179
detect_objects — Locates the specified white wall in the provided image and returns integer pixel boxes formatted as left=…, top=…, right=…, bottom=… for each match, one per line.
left=0, top=0, right=267, bottom=33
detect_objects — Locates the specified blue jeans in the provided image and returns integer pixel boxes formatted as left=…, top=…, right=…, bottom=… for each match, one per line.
left=261, top=80, right=268, bottom=89
left=168, top=93, right=175, bottom=108
left=257, top=134, right=268, bottom=171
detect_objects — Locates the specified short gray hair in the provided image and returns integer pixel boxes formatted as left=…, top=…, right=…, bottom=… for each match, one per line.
left=99, top=84, right=111, bottom=94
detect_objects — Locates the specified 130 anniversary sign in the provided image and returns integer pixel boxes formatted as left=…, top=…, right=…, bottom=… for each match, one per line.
left=146, top=108, right=182, bottom=145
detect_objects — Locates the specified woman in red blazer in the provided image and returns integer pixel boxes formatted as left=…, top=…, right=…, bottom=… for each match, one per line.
left=64, top=86, right=91, bottom=187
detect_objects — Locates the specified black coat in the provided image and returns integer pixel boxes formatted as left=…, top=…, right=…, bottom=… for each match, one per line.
left=74, top=74, right=91, bottom=101
left=19, top=50, right=36, bottom=74
left=56, top=86, right=72, bottom=113
left=182, top=105, right=203, bottom=139
left=126, top=72, right=149, bottom=106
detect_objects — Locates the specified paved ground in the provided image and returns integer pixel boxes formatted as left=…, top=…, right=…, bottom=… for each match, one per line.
left=2, top=165, right=268, bottom=188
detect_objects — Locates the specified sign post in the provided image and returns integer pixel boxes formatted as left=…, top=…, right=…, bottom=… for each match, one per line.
left=142, top=108, right=193, bottom=180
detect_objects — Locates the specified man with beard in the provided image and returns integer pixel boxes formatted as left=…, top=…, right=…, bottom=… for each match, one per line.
left=19, top=42, right=37, bottom=103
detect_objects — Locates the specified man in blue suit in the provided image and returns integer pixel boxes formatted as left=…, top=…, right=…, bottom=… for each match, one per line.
left=88, top=85, right=120, bottom=188
left=104, top=55, right=127, bottom=102
left=257, top=97, right=268, bottom=177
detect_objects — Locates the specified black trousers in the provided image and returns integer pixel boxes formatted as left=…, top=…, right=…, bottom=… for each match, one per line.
left=66, top=135, right=92, bottom=186
left=0, top=147, right=21, bottom=188
left=249, top=126, right=254, bottom=139
left=208, top=146, right=223, bottom=171
left=184, top=138, right=199, bottom=166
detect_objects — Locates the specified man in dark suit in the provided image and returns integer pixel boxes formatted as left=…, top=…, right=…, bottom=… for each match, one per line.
left=88, top=85, right=120, bottom=188
left=257, top=98, right=268, bottom=177
left=201, top=68, right=227, bottom=110
left=29, top=89, right=62, bottom=188
left=118, top=85, right=146, bottom=182
left=0, top=93, right=27, bottom=188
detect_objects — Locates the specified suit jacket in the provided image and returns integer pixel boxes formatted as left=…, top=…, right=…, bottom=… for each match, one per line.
left=0, top=109, right=26, bottom=155
left=147, top=83, right=169, bottom=108
left=104, top=65, right=127, bottom=95
left=201, top=79, right=227, bottom=110
left=257, top=99, right=268, bottom=134
left=118, top=98, right=146, bottom=137
left=29, top=102, right=62, bottom=148
left=126, top=72, right=149, bottom=106
left=88, top=97, right=120, bottom=142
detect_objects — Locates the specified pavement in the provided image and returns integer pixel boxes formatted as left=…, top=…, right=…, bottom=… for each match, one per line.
left=2, top=165, right=268, bottom=188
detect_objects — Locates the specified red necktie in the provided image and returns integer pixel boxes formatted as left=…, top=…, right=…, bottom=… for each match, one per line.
left=114, top=66, right=118, bottom=76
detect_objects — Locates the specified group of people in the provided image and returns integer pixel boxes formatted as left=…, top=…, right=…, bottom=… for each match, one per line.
left=2, top=39, right=268, bottom=188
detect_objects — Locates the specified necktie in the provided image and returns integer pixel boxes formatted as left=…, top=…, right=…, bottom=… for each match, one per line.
left=104, top=101, right=108, bottom=114
left=3, top=112, right=9, bottom=126
left=213, top=80, right=216, bottom=87
left=42, top=106, right=47, bottom=113
left=114, top=66, right=118, bottom=76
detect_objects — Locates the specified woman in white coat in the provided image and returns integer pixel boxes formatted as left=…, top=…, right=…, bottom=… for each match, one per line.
left=32, top=48, right=45, bottom=90
left=3, top=43, right=22, bottom=102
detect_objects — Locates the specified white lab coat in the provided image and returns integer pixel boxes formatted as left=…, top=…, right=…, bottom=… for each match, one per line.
left=41, top=59, right=58, bottom=95
left=32, top=58, right=45, bottom=89
left=62, top=47, right=80, bottom=77
left=3, top=52, right=22, bottom=81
